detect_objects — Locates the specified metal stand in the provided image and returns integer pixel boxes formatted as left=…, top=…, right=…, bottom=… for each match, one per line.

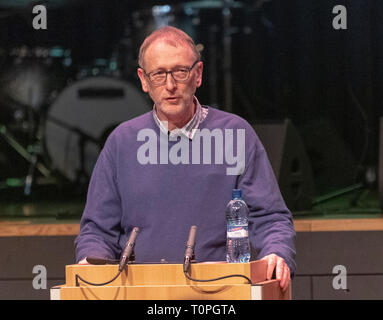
left=0, top=124, right=51, bottom=178
left=222, top=0, right=233, bottom=112
left=208, top=24, right=219, bottom=107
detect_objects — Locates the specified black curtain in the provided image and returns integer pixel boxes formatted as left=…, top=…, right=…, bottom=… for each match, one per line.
left=245, top=0, right=383, bottom=194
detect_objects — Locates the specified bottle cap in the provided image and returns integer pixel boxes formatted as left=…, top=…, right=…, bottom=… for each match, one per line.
left=232, top=189, right=242, bottom=199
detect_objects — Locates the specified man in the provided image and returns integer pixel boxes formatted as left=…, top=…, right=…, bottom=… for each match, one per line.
left=75, top=26, right=296, bottom=292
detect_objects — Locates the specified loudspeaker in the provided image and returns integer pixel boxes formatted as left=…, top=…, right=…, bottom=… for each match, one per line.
left=252, top=119, right=315, bottom=212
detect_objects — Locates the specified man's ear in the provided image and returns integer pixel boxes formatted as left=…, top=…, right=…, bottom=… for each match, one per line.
left=137, top=68, right=149, bottom=93
left=195, top=61, right=203, bottom=88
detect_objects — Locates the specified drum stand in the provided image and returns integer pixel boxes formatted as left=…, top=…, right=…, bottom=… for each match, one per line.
left=222, top=0, right=233, bottom=112
left=0, top=94, right=53, bottom=196
left=0, top=114, right=102, bottom=195
left=24, top=109, right=50, bottom=196
left=0, top=123, right=52, bottom=195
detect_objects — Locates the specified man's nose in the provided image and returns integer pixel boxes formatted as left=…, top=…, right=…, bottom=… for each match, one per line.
left=165, top=72, right=177, bottom=90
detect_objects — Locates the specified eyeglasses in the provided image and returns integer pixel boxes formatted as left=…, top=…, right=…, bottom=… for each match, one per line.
left=142, top=60, right=200, bottom=85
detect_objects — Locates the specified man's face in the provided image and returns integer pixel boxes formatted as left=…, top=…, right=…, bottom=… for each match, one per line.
left=137, top=39, right=203, bottom=126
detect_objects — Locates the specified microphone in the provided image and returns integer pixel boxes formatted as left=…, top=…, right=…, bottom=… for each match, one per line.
left=75, top=228, right=139, bottom=287
left=119, top=227, right=139, bottom=272
left=183, top=225, right=197, bottom=273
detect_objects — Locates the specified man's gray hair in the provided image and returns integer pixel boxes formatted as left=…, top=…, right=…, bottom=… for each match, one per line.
left=138, top=26, right=201, bottom=69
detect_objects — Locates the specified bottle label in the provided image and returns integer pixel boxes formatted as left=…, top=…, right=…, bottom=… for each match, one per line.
left=227, top=226, right=248, bottom=238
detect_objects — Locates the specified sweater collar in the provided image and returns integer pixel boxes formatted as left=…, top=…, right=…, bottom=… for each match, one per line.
left=152, top=96, right=207, bottom=140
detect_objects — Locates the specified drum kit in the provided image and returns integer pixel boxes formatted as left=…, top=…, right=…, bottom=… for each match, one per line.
left=0, top=46, right=152, bottom=195
left=0, top=0, right=264, bottom=197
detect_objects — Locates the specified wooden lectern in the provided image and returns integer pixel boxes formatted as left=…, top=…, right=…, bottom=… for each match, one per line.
left=51, top=260, right=291, bottom=300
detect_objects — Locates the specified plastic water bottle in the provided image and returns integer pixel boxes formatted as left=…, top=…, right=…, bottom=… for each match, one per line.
left=226, top=189, right=251, bottom=263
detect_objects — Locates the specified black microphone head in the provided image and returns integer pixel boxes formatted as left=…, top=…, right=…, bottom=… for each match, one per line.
left=119, top=227, right=140, bottom=272
left=129, top=227, right=140, bottom=241
left=185, top=225, right=197, bottom=259
left=184, top=226, right=197, bottom=273
left=187, top=225, right=197, bottom=247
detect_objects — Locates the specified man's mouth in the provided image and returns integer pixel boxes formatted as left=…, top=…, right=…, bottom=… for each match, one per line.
left=165, top=97, right=179, bottom=102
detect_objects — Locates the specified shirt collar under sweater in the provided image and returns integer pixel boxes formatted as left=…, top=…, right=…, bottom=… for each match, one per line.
left=152, top=96, right=208, bottom=140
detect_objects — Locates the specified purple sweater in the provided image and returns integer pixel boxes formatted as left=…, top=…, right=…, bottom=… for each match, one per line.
left=75, top=106, right=296, bottom=274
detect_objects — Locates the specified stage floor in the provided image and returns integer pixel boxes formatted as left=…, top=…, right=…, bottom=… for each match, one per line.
left=0, top=204, right=382, bottom=236
left=0, top=186, right=382, bottom=235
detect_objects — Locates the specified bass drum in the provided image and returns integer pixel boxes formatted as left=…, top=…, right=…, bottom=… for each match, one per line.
left=45, top=76, right=151, bottom=182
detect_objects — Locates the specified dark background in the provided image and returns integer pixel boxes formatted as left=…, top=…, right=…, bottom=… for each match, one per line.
left=0, top=0, right=382, bottom=202
left=1, top=1, right=382, bottom=301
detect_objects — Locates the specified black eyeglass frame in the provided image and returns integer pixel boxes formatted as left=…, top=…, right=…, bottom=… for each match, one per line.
left=140, top=60, right=200, bottom=85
